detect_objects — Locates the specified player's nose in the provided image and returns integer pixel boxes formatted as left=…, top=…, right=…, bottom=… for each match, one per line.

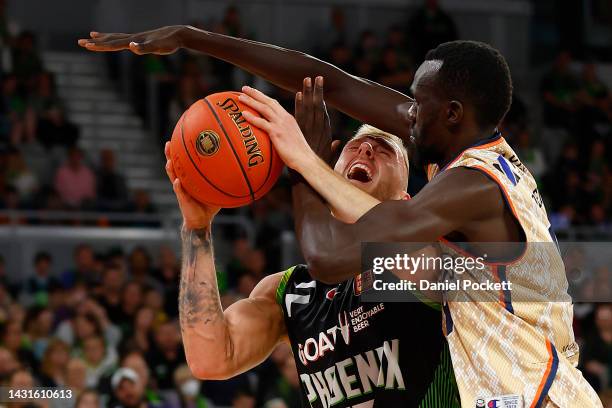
left=358, top=141, right=374, bottom=158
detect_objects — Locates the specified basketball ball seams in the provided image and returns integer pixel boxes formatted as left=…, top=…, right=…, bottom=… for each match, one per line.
left=179, top=113, right=250, bottom=200
left=202, top=98, right=256, bottom=203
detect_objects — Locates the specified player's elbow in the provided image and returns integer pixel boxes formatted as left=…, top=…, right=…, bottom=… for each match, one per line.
left=305, top=252, right=337, bottom=285
left=186, top=355, right=235, bottom=380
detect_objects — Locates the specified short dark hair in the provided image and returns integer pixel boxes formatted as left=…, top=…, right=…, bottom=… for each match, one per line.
left=34, top=252, right=52, bottom=265
left=425, top=40, right=513, bottom=129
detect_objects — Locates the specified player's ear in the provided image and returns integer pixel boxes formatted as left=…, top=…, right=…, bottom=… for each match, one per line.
left=447, top=100, right=463, bottom=125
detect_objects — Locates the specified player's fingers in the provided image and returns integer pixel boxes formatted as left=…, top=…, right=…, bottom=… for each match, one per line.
left=302, top=77, right=314, bottom=130
left=89, top=32, right=131, bottom=41
left=241, top=86, right=281, bottom=112
left=82, top=38, right=132, bottom=51
left=165, top=159, right=177, bottom=182
left=164, top=141, right=171, bottom=161
left=313, top=76, right=325, bottom=125
left=294, top=92, right=304, bottom=127
left=242, top=111, right=272, bottom=133
left=238, top=93, right=276, bottom=121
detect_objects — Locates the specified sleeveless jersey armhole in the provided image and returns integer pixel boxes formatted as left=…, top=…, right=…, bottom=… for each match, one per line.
left=275, top=265, right=297, bottom=306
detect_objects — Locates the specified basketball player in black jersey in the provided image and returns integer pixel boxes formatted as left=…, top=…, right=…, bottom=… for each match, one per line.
left=163, top=82, right=458, bottom=407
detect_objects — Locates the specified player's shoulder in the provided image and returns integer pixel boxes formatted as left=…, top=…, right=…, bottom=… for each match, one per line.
left=251, top=264, right=309, bottom=304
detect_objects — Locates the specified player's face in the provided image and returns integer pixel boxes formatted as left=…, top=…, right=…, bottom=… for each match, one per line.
left=334, top=136, right=407, bottom=200
left=409, top=61, right=449, bottom=164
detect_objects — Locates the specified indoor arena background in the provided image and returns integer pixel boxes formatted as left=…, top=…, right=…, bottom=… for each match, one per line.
left=0, top=0, right=611, bottom=407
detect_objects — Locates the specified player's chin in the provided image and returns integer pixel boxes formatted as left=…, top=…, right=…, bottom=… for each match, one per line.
left=347, top=177, right=376, bottom=193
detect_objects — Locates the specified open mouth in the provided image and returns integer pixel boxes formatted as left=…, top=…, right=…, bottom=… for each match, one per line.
left=347, top=163, right=373, bottom=183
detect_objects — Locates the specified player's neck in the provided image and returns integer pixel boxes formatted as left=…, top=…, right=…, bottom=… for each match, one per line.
left=438, top=127, right=499, bottom=168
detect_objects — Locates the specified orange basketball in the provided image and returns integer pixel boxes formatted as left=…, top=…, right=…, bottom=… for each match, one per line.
left=169, top=91, right=284, bottom=208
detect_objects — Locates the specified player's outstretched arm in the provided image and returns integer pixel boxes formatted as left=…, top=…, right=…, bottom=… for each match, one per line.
left=294, top=168, right=503, bottom=284
left=165, top=143, right=286, bottom=380
left=77, top=25, right=413, bottom=139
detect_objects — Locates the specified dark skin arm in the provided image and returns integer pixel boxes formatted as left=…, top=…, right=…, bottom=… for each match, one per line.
left=78, top=25, right=413, bottom=139
left=294, top=167, right=506, bottom=283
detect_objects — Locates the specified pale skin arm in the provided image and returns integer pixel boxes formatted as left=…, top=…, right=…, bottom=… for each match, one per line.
left=165, top=143, right=287, bottom=380
left=240, top=79, right=380, bottom=223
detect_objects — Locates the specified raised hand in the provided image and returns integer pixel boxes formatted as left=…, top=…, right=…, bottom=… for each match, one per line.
left=164, top=142, right=220, bottom=228
left=295, top=76, right=340, bottom=165
left=78, top=25, right=187, bottom=55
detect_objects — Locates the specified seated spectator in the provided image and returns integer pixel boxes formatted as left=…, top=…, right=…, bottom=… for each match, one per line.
left=82, top=334, right=118, bottom=388
left=127, top=189, right=159, bottom=226
left=580, top=303, right=612, bottom=392
left=20, top=251, right=59, bottom=307
left=23, top=305, right=54, bottom=360
left=5, top=147, right=38, bottom=204
left=54, top=147, right=96, bottom=209
left=55, top=298, right=122, bottom=353
left=37, top=104, right=79, bottom=150
left=96, top=149, right=129, bottom=212
left=169, top=364, right=212, bottom=408
left=408, top=0, right=458, bottom=63
left=128, top=247, right=162, bottom=292
left=0, top=346, right=20, bottom=383
left=28, top=71, right=60, bottom=115
left=61, top=244, right=100, bottom=289
left=354, top=30, right=379, bottom=64
left=95, top=266, right=126, bottom=324
left=374, top=47, right=413, bottom=93
left=120, top=350, right=164, bottom=405
left=75, top=389, right=102, bottom=408
left=541, top=51, right=581, bottom=129
left=0, top=319, right=36, bottom=371
left=145, top=321, right=184, bottom=391
left=577, top=62, right=612, bottom=123
left=110, top=367, right=159, bottom=408
left=38, top=338, right=70, bottom=387
left=11, top=31, right=43, bottom=85
left=65, top=357, right=88, bottom=396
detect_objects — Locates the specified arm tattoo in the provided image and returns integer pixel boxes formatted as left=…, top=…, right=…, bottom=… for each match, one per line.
left=179, top=226, right=222, bottom=329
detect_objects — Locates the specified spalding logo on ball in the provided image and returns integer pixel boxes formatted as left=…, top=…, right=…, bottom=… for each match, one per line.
left=169, top=91, right=284, bottom=208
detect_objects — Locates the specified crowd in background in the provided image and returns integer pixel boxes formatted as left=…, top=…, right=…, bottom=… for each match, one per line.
left=0, top=0, right=155, bottom=222
left=0, top=0, right=611, bottom=407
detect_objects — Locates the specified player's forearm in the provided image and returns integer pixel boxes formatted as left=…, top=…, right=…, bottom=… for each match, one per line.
left=178, top=224, right=235, bottom=379
left=297, top=154, right=380, bottom=223
left=178, top=26, right=411, bottom=138
left=292, top=182, right=363, bottom=283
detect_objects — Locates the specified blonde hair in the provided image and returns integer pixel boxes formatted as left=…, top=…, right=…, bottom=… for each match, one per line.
left=351, top=124, right=410, bottom=175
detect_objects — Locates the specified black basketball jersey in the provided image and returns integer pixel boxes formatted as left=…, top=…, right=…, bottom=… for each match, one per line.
left=276, top=265, right=459, bottom=408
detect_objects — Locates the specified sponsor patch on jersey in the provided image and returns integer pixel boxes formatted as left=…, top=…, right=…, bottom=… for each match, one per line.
left=325, top=287, right=339, bottom=300
left=353, top=271, right=374, bottom=295
left=477, top=394, right=523, bottom=408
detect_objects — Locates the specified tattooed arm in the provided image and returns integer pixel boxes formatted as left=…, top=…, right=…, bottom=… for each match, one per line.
left=179, top=225, right=286, bottom=379
left=166, top=143, right=286, bottom=380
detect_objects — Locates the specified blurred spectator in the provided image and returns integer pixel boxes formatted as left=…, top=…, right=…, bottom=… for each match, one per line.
left=65, top=357, right=88, bottom=396
left=24, top=305, right=53, bottom=360
left=37, top=104, right=79, bottom=150
left=96, top=266, right=126, bottom=324
left=513, top=130, right=547, bottom=182
left=146, top=320, right=184, bottom=391
left=374, top=47, right=413, bottom=94
left=97, top=149, right=129, bottom=212
left=0, top=319, right=36, bottom=371
left=11, top=31, right=43, bottom=85
left=408, top=0, right=458, bottom=63
left=169, top=364, right=211, bottom=408
left=75, top=389, right=102, bottom=408
left=120, top=350, right=165, bottom=405
left=110, top=367, right=154, bottom=408
left=38, top=338, right=70, bottom=387
left=54, top=147, right=96, bottom=209
left=20, top=251, right=58, bottom=307
left=157, top=246, right=179, bottom=318
left=83, top=334, right=118, bottom=388
left=60, top=244, right=99, bottom=289
left=0, top=346, right=20, bottom=383
left=581, top=303, right=612, bottom=392
left=541, top=51, right=581, bottom=130
left=354, top=30, right=379, bottom=64
left=5, top=147, right=38, bottom=203
left=127, top=189, right=159, bottom=224
left=116, top=282, right=144, bottom=336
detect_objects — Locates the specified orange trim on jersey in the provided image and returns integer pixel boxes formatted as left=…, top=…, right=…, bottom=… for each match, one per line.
left=530, top=340, right=559, bottom=408
left=441, top=137, right=506, bottom=173
left=491, top=265, right=505, bottom=307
